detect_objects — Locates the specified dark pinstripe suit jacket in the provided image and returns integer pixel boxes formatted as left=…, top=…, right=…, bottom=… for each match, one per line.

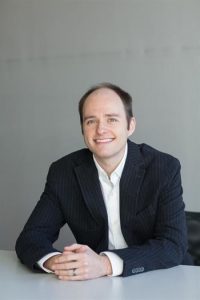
left=15, top=140, right=192, bottom=276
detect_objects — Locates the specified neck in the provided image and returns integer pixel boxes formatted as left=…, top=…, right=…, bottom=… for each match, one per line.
left=94, top=150, right=126, bottom=177
left=94, top=159, right=117, bottom=177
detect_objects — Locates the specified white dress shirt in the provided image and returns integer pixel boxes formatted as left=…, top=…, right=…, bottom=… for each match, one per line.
left=93, top=145, right=128, bottom=276
left=38, top=144, right=128, bottom=276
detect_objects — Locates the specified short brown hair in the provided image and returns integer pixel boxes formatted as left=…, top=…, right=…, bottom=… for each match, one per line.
left=78, top=82, right=133, bottom=131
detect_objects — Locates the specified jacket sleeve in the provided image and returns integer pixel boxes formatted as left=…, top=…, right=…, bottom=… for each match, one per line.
left=15, top=163, right=66, bottom=270
left=111, top=159, right=189, bottom=277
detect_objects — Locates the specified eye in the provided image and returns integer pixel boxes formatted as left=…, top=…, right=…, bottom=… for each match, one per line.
left=86, top=119, right=96, bottom=125
left=107, top=118, right=118, bottom=123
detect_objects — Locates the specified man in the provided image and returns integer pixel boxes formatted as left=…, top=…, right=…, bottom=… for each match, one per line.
left=16, top=83, right=192, bottom=280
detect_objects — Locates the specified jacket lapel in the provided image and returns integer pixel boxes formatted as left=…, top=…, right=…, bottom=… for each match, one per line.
left=120, top=141, right=145, bottom=231
left=74, top=156, right=108, bottom=226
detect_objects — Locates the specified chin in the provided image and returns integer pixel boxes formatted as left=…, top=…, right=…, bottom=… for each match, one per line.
left=94, top=151, right=114, bottom=159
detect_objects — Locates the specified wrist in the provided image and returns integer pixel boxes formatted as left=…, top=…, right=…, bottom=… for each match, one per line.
left=43, top=254, right=60, bottom=271
left=100, top=255, right=112, bottom=276
left=43, top=258, right=53, bottom=271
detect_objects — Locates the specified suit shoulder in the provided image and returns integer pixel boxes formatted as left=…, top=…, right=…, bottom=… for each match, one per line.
left=138, top=143, right=181, bottom=169
left=49, top=148, right=92, bottom=172
left=135, top=143, right=182, bottom=186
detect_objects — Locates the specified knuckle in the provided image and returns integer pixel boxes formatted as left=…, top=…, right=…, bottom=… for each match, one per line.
left=82, top=273, right=88, bottom=280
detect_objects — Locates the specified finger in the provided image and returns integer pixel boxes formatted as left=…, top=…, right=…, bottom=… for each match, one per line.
left=53, top=253, right=79, bottom=264
left=57, top=275, right=85, bottom=281
left=54, top=257, right=88, bottom=272
left=62, top=250, right=73, bottom=255
left=55, top=266, right=83, bottom=277
left=52, top=254, right=84, bottom=270
left=57, top=267, right=89, bottom=281
left=53, top=260, right=81, bottom=272
left=63, top=247, right=86, bottom=255
left=64, top=244, right=87, bottom=252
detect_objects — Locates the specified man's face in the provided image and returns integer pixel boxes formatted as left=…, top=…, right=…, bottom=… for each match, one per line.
left=82, top=88, right=136, bottom=166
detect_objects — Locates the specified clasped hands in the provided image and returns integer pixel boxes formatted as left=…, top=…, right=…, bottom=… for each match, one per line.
left=44, top=244, right=112, bottom=281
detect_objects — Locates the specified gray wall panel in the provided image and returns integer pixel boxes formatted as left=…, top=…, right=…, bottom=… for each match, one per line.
left=0, top=0, right=199, bottom=250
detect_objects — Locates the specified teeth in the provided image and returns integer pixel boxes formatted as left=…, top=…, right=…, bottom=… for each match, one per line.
left=95, top=138, right=113, bottom=143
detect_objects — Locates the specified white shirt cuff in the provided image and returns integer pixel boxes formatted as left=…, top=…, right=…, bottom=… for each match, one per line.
left=101, top=251, right=123, bottom=276
left=37, top=252, right=61, bottom=273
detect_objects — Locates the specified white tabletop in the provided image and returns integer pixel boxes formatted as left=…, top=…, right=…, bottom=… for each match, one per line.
left=1, top=250, right=200, bottom=300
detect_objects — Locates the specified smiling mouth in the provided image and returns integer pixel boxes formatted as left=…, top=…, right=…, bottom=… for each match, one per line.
left=94, top=138, right=114, bottom=144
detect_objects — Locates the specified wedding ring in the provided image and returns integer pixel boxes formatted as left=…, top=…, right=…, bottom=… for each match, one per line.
left=72, top=268, right=76, bottom=276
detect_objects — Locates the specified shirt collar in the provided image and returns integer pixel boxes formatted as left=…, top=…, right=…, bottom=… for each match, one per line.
left=93, top=143, right=128, bottom=184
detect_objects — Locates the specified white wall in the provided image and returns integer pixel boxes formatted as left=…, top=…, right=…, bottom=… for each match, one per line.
left=0, top=0, right=199, bottom=250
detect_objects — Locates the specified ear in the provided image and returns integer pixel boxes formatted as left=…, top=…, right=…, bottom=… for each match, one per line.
left=128, top=117, right=136, bottom=137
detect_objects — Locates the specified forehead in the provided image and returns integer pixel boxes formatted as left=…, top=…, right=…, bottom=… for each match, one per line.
left=83, top=88, right=125, bottom=114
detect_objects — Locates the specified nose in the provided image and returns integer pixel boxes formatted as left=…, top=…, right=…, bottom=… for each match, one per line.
left=96, top=120, right=107, bottom=134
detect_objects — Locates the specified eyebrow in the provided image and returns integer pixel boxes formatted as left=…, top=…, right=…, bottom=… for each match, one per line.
left=83, top=113, right=120, bottom=121
left=105, top=114, right=120, bottom=118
